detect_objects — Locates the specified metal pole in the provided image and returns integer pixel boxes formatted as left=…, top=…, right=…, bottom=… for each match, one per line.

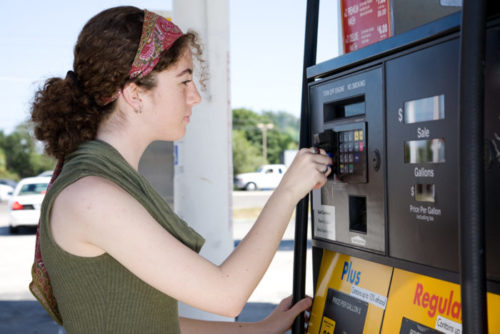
left=257, top=123, right=273, bottom=160
left=292, top=0, right=319, bottom=333
left=459, top=0, right=488, bottom=332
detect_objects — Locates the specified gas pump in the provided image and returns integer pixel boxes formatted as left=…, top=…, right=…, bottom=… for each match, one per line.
left=292, top=1, right=500, bottom=333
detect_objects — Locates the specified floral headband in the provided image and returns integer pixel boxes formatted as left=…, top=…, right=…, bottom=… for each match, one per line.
left=101, top=9, right=183, bottom=105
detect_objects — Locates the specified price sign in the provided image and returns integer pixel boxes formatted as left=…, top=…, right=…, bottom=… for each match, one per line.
left=341, top=0, right=392, bottom=53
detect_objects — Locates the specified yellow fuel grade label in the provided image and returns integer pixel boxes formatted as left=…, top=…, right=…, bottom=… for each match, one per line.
left=381, top=268, right=500, bottom=334
left=307, top=250, right=393, bottom=334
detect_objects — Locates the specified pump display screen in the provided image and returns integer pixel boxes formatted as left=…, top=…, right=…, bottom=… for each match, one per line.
left=404, top=138, right=445, bottom=163
left=324, top=96, right=365, bottom=122
left=415, top=184, right=435, bottom=202
left=344, top=101, right=365, bottom=117
left=404, top=95, right=445, bottom=124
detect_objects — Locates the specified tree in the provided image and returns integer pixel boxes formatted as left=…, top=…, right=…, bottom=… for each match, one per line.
left=232, top=108, right=299, bottom=174
left=0, top=123, right=56, bottom=179
left=262, top=110, right=300, bottom=143
left=232, top=130, right=267, bottom=175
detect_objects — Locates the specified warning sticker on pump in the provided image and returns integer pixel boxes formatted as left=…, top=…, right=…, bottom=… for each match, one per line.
left=319, top=316, right=336, bottom=334
left=399, top=317, right=441, bottom=334
left=320, top=288, right=368, bottom=333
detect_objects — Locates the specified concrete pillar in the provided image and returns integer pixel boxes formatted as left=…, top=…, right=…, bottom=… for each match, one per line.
left=172, top=0, right=234, bottom=322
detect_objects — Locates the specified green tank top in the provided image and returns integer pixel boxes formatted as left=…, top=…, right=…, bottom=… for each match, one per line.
left=39, top=140, right=205, bottom=333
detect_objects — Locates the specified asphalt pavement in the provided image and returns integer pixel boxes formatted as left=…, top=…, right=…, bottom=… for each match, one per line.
left=0, top=192, right=313, bottom=333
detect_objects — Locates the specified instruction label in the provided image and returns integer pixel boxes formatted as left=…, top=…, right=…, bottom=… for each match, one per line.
left=409, top=204, right=442, bottom=222
left=321, top=288, right=368, bottom=333
left=351, top=285, right=388, bottom=309
left=314, top=205, right=336, bottom=241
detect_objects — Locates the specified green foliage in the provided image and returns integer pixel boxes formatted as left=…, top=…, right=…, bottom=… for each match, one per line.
left=0, top=148, right=5, bottom=171
left=232, top=130, right=267, bottom=175
left=232, top=108, right=299, bottom=175
left=262, top=110, right=300, bottom=144
left=0, top=123, right=56, bottom=179
left=0, top=148, right=18, bottom=180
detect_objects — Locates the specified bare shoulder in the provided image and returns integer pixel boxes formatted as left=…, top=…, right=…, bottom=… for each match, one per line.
left=54, top=175, right=132, bottom=223
left=51, top=175, right=143, bottom=256
left=55, top=175, right=127, bottom=210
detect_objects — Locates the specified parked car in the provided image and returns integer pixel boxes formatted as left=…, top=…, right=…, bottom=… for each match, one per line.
left=234, top=164, right=287, bottom=191
left=38, top=170, right=54, bottom=178
left=0, top=184, right=14, bottom=202
left=8, top=176, right=51, bottom=234
left=0, top=178, right=17, bottom=189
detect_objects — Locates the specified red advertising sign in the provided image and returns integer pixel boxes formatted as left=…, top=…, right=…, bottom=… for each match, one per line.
left=341, top=0, right=392, bottom=53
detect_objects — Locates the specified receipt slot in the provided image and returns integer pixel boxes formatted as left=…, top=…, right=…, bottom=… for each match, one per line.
left=295, top=6, right=500, bottom=334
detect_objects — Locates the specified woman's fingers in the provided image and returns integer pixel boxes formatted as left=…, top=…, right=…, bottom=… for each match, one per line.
left=277, top=147, right=333, bottom=201
left=287, top=296, right=313, bottom=317
left=311, top=148, right=333, bottom=174
left=309, top=147, right=333, bottom=189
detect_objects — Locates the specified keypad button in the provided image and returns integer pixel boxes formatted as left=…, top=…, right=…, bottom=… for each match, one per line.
left=339, top=134, right=343, bottom=143
left=348, top=143, right=353, bottom=152
left=344, top=133, right=349, bottom=142
left=348, top=132, right=354, bottom=141
left=359, top=131, right=364, bottom=141
left=340, top=154, right=344, bottom=163
left=348, top=153, right=353, bottom=163
left=354, top=131, right=359, bottom=141
left=359, top=142, right=364, bottom=151
left=354, top=142, right=359, bottom=152
left=354, top=153, right=360, bottom=163
left=349, top=164, right=354, bottom=174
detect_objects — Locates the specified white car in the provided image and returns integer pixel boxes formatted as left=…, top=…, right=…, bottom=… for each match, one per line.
left=38, top=170, right=54, bottom=178
left=0, top=184, right=14, bottom=202
left=234, top=164, right=287, bottom=191
left=8, top=176, right=51, bottom=234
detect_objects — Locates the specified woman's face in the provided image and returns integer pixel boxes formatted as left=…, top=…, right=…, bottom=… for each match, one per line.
left=141, top=47, right=202, bottom=141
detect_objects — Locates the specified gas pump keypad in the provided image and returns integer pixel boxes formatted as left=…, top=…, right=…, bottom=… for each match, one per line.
left=339, top=130, right=364, bottom=175
left=313, top=126, right=368, bottom=184
left=337, top=127, right=368, bottom=184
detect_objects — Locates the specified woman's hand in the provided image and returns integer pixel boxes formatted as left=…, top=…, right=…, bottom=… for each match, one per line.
left=256, top=295, right=312, bottom=334
left=179, top=295, right=312, bottom=334
left=277, top=147, right=333, bottom=203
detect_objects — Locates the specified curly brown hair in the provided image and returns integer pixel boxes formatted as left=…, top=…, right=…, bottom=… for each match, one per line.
left=31, top=6, right=204, bottom=160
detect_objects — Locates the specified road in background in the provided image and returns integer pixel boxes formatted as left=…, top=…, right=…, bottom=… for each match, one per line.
left=0, top=201, right=63, bottom=333
left=233, top=190, right=273, bottom=209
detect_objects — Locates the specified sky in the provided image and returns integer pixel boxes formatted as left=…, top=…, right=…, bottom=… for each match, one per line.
left=0, top=0, right=339, bottom=134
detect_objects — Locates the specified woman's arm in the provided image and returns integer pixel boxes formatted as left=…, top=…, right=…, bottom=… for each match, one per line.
left=179, top=296, right=312, bottom=334
left=51, top=148, right=331, bottom=317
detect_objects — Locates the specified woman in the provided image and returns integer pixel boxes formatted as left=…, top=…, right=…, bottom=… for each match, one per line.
left=30, top=6, right=332, bottom=333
